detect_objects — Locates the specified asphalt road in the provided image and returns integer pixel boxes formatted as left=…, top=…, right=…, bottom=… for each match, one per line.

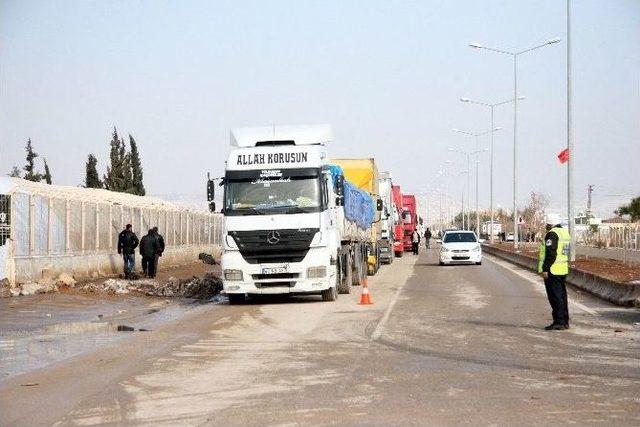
left=2, top=248, right=639, bottom=426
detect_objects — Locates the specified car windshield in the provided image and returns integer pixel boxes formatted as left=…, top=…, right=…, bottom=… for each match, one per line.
left=225, top=175, right=321, bottom=214
left=443, top=232, right=477, bottom=243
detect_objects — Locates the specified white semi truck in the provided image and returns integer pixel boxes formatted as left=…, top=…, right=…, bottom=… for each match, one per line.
left=378, top=172, right=396, bottom=264
left=213, top=125, right=379, bottom=304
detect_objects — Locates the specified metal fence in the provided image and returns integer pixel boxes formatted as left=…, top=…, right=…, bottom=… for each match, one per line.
left=577, top=224, right=640, bottom=251
left=8, top=192, right=223, bottom=258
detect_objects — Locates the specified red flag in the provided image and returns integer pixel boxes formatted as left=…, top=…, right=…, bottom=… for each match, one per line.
left=557, top=148, right=569, bottom=164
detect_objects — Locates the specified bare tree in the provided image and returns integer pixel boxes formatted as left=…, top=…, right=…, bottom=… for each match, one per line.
left=521, top=192, right=550, bottom=242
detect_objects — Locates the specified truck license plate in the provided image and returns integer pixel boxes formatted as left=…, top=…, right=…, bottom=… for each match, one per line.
left=261, top=265, right=289, bottom=274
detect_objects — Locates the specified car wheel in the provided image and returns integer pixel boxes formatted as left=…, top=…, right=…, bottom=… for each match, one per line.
left=475, top=261, right=482, bottom=265
left=439, top=261, right=445, bottom=266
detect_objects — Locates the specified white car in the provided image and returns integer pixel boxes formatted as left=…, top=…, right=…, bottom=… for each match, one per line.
left=439, top=231, right=482, bottom=266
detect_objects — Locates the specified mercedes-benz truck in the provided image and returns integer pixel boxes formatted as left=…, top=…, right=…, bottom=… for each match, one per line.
left=215, top=125, right=378, bottom=304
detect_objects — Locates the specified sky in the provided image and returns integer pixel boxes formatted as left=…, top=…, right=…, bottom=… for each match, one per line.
left=1, top=0, right=638, bottom=219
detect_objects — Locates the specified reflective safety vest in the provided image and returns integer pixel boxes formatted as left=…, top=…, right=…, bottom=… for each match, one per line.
left=538, top=227, right=571, bottom=275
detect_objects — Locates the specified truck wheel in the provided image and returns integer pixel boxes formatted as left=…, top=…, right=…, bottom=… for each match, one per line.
left=228, top=294, right=246, bottom=305
left=321, top=285, right=337, bottom=302
left=351, top=253, right=361, bottom=286
left=395, top=251, right=403, bottom=258
left=338, top=260, right=351, bottom=294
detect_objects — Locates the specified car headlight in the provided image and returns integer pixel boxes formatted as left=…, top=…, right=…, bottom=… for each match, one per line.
left=471, top=245, right=481, bottom=252
left=441, top=246, right=450, bottom=252
left=307, top=266, right=327, bottom=278
left=224, top=269, right=243, bottom=281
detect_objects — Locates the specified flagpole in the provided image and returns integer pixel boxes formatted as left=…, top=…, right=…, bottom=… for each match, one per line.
left=567, top=0, right=576, bottom=262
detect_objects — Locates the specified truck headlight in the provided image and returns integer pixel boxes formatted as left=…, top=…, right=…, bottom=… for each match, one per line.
left=224, top=269, right=243, bottom=281
left=307, top=266, right=326, bottom=278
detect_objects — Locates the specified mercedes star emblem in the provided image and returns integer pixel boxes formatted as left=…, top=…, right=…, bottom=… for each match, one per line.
left=266, top=230, right=280, bottom=245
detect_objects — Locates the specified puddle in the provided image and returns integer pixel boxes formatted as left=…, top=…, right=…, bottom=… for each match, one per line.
left=0, top=293, right=199, bottom=379
left=42, top=321, right=138, bottom=335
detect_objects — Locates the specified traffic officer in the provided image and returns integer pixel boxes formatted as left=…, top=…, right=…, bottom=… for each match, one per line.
left=538, top=214, right=571, bottom=330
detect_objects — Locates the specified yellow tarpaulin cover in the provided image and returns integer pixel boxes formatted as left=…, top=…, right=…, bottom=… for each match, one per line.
left=330, top=158, right=378, bottom=195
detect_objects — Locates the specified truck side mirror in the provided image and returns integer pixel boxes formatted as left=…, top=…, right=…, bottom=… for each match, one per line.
left=208, top=201, right=216, bottom=212
left=376, top=199, right=383, bottom=211
left=207, top=178, right=215, bottom=202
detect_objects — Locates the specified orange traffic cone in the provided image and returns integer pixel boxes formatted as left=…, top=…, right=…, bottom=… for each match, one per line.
left=359, top=279, right=373, bottom=305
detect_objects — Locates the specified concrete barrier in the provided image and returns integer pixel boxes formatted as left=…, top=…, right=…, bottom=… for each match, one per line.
left=483, top=244, right=640, bottom=307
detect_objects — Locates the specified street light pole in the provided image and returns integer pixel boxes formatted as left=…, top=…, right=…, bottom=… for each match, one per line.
left=452, top=127, right=501, bottom=236
left=567, top=0, right=576, bottom=261
left=470, top=37, right=561, bottom=248
left=460, top=96, right=523, bottom=242
left=475, top=135, right=480, bottom=237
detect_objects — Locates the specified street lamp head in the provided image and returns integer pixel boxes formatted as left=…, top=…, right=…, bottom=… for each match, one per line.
left=448, top=147, right=455, bottom=151
left=469, top=43, right=483, bottom=49
left=459, top=97, right=470, bottom=103
left=516, top=96, right=526, bottom=101
left=547, top=37, right=562, bottom=45
left=493, top=126, right=503, bottom=131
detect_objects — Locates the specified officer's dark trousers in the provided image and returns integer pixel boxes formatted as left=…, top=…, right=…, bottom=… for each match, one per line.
left=412, top=242, right=419, bottom=255
left=142, top=256, right=157, bottom=278
left=544, top=273, right=569, bottom=326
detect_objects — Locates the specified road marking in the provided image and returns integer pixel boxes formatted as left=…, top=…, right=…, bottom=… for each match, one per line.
left=484, top=254, right=599, bottom=316
left=371, top=257, right=418, bottom=340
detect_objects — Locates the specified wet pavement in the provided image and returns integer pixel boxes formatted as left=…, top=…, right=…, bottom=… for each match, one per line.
left=0, top=291, right=207, bottom=379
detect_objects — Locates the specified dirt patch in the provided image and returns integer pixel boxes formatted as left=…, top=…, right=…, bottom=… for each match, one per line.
left=81, top=273, right=222, bottom=300
left=487, top=243, right=640, bottom=283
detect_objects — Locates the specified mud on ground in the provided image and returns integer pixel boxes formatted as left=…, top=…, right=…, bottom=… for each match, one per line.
left=488, top=242, right=640, bottom=283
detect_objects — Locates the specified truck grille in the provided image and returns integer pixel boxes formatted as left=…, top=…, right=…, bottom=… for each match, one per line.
left=229, top=229, right=319, bottom=264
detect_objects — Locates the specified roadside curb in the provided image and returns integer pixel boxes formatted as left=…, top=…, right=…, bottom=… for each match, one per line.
left=482, top=244, right=640, bottom=307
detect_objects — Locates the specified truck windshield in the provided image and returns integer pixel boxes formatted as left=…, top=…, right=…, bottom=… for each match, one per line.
left=224, top=174, right=322, bottom=215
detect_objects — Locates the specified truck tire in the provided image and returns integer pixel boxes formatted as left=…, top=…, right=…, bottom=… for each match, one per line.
left=228, top=294, right=246, bottom=305
left=321, top=285, right=337, bottom=302
left=351, top=252, right=361, bottom=286
left=337, top=259, right=351, bottom=294
left=395, top=250, right=403, bottom=258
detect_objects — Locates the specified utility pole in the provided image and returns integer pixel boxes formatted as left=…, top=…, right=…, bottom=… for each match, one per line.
left=586, top=184, right=594, bottom=216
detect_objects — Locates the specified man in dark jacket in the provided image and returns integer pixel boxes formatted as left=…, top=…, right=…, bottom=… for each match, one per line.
left=424, top=227, right=432, bottom=249
left=140, top=229, right=160, bottom=278
left=152, top=226, right=165, bottom=276
left=538, top=214, right=571, bottom=331
left=117, top=224, right=139, bottom=279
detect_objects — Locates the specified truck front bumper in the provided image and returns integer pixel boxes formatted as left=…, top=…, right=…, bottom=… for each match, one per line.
left=221, top=247, right=335, bottom=295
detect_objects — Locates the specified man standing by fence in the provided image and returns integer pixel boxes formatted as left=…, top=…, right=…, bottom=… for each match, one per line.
left=140, top=229, right=160, bottom=278
left=152, top=226, right=165, bottom=277
left=117, top=224, right=139, bottom=279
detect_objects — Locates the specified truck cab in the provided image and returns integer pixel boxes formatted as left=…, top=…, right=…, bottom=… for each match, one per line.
left=219, top=125, right=371, bottom=303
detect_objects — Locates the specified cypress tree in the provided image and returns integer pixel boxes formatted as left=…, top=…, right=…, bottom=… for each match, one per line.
left=8, top=166, right=21, bottom=177
left=43, top=158, right=52, bottom=184
left=123, top=150, right=134, bottom=194
left=104, top=127, right=125, bottom=191
left=129, top=134, right=145, bottom=196
left=23, top=138, right=43, bottom=182
left=85, top=154, right=102, bottom=188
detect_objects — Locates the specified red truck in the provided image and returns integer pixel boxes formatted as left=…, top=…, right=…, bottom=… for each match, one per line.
left=402, top=194, right=418, bottom=252
left=392, top=185, right=405, bottom=257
